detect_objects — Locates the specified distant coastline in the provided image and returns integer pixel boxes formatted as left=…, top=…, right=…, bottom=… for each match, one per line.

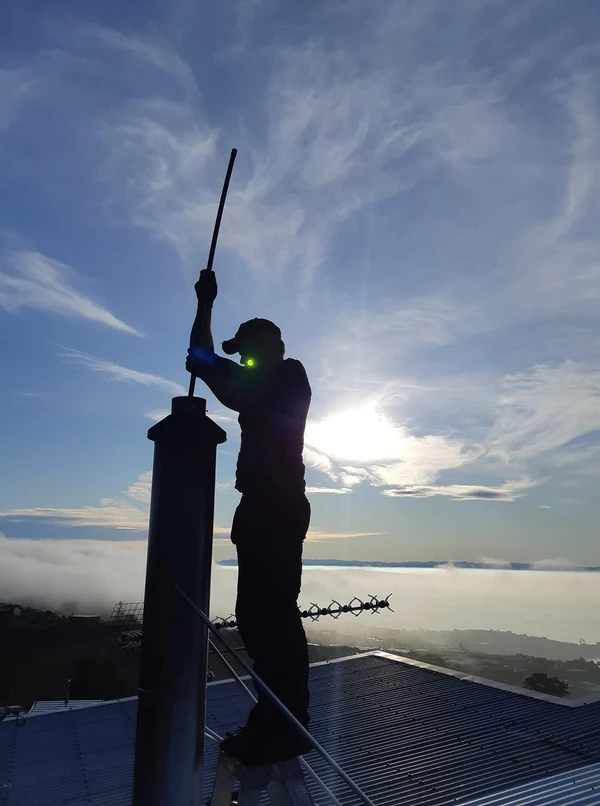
left=218, top=559, right=600, bottom=572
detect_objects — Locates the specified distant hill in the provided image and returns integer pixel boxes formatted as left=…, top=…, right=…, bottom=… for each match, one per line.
left=219, top=559, right=600, bottom=572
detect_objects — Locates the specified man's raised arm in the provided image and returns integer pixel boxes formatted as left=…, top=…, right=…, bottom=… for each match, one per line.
left=186, top=269, right=263, bottom=412
left=189, top=269, right=217, bottom=356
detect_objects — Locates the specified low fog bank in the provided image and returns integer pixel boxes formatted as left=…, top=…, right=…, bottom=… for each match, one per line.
left=0, top=536, right=597, bottom=644
left=292, top=567, right=600, bottom=646
left=0, top=535, right=148, bottom=616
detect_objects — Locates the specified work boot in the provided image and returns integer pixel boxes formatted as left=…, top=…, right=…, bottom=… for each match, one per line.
left=220, top=721, right=313, bottom=766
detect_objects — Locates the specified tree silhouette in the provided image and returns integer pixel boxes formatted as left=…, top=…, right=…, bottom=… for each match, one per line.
left=0, top=666, right=16, bottom=706
left=524, top=672, right=569, bottom=698
left=70, top=656, right=126, bottom=701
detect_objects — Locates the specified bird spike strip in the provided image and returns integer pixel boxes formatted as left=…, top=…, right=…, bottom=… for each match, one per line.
left=118, top=594, right=392, bottom=650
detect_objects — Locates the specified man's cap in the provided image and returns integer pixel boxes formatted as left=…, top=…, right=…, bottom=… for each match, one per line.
left=222, top=318, right=282, bottom=355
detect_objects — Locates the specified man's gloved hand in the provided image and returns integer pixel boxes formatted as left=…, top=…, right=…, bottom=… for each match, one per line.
left=186, top=347, right=217, bottom=375
left=185, top=349, right=199, bottom=375
left=195, top=269, right=218, bottom=306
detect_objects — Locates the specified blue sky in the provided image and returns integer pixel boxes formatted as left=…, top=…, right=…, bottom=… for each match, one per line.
left=1, top=0, right=599, bottom=575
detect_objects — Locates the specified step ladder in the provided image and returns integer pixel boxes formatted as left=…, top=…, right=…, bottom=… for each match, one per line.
left=209, top=751, right=316, bottom=806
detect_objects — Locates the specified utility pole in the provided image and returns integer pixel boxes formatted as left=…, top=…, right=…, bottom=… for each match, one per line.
left=132, top=395, right=226, bottom=806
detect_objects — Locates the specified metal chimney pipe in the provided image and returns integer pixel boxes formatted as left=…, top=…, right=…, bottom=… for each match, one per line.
left=132, top=396, right=227, bottom=806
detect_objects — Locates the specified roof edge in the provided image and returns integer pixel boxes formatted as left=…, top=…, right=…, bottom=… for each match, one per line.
left=370, top=650, right=595, bottom=707
left=10, top=649, right=596, bottom=721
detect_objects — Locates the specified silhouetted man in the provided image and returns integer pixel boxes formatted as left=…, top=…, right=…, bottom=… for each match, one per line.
left=186, top=269, right=312, bottom=765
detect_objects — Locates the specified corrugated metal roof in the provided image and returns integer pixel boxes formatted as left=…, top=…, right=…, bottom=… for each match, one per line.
left=28, top=701, right=103, bottom=716
left=461, top=763, right=600, bottom=806
left=0, top=653, right=599, bottom=806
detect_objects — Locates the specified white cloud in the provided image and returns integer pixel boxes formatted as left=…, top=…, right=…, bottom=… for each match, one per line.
left=303, top=446, right=333, bottom=474
left=305, top=402, right=482, bottom=490
left=0, top=503, right=148, bottom=530
left=304, top=358, right=600, bottom=501
left=305, top=487, right=351, bottom=495
left=144, top=406, right=234, bottom=424
left=125, top=471, right=153, bottom=504
left=144, top=408, right=171, bottom=422
left=306, top=529, right=384, bottom=543
left=383, top=477, right=537, bottom=502
left=210, top=412, right=236, bottom=424
left=0, top=469, right=233, bottom=535
left=59, top=347, right=185, bottom=395
left=0, top=251, right=139, bottom=334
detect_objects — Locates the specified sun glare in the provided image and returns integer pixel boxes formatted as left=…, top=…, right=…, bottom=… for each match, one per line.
left=305, top=406, right=405, bottom=463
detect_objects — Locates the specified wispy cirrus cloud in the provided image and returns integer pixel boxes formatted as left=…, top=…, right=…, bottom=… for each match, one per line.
left=508, top=75, right=600, bottom=323
left=59, top=347, right=185, bottom=395
left=0, top=251, right=139, bottom=334
left=75, top=2, right=518, bottom=295
left=0, top=67, right=37, bottom=130
left=489, top=362, right=600, bottom=462
left=79, top=23, right=199, bottom=92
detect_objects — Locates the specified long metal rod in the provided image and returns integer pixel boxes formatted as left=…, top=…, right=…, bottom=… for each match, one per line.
left=175, top=584, right=376, bottom=806
left=208, top=637, right=255, bottom=701
left=300, top=759, right=345, bottom=806
left=205, top=726, right=224, bottom=743
left=207, top=637, right=344, bottom=806
left=188, top=147, right=238, bottom=397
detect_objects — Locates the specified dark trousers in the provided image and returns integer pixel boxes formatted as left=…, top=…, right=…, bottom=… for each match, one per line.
left=231, top=493, right=311, bottom=731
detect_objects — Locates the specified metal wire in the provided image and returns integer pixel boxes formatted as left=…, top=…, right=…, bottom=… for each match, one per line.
left=175, top=583, right=377, bottom=806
